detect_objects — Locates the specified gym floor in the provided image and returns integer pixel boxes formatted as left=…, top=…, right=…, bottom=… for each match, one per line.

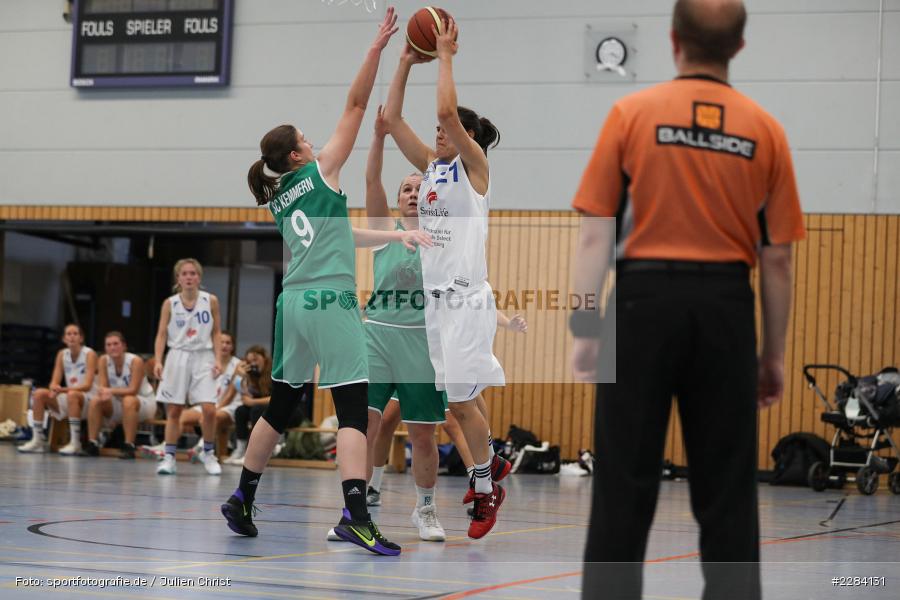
left=0, top=444, right=897, bottom=599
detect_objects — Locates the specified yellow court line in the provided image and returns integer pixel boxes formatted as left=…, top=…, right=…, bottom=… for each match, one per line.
left=152, top=546, right=361, bottom=572
left=0, top=580, right=179, bottom=600
left=0, top=546, right=178, bottom=564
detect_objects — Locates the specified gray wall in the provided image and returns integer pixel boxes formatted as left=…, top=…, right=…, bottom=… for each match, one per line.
left=0, top=0, right=897, bottom=213
left=2, top=233, right=75, bottom=327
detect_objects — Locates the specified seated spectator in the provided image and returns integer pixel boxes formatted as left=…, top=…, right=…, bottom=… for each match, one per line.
left=224, top=346, right=272, bottom=465
left=82, top=331, right=157, bottom=459
left=180, top=331, right=242, bottom=458
left=18, top=324, right=97, bottom=455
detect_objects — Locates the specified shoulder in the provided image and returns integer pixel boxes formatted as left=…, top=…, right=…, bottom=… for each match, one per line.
left=98, top=354, right=109, bottom=366
left=129, top=353, right=143, bottom=365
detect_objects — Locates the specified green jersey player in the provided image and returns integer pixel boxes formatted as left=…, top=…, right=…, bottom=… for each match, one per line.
left=220, top=7, right=430, bottom=557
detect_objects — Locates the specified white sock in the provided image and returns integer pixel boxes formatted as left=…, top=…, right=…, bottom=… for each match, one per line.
left=370, top=465, right=385, bottom=491
left=474, top=460, right=492, bottom=494
left=235, top=439, right=248, bottom=454
left=68, top=419, right=81, bottom=445
left=487, top=432, right=495, bottom=459
left=33, top=423, right=46, bottom=442
left=416, top=486, right=435, bottom=509
left=466, top=466, right=475, bottom=478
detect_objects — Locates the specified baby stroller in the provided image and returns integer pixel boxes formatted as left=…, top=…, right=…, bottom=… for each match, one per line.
left=802, top=364, right=900, bottom=495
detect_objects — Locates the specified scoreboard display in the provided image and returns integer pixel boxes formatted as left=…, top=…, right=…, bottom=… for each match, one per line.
left=70, top=0, right=233, bottom=88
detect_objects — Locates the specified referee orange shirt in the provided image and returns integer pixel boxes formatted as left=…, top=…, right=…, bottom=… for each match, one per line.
left=572, top=75, right=805, bottom=266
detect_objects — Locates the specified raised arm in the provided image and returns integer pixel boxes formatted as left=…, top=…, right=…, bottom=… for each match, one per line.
left=383, top=44, right=436, bottom=172
left=434, top=19, right=489, bottom=194
left=317, top=7, right=398, bottom=191
left=366, top=105, right=393, bottom=230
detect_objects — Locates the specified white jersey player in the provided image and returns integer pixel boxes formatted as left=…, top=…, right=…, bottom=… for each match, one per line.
left=153, top=258, right=224, bottom=476
left=83, top=332, right=157, bottom=459
left=180, top=331, right=242, bottom=461
left=384, top=25, right=508, bottom=540
left=18, top=324, right=97, bottom=455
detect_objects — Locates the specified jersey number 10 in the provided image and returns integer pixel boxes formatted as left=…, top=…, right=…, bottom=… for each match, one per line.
left=290, top=209, right=315, bottom=248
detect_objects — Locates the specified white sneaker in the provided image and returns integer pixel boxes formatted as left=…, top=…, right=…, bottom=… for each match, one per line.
left=411, top=505, right=446, bottom=541
left=17, top=437, right=48, bottom=453
left=157, top=454, right=177, bottom=475
left=223, top=445, right=246, bottom=465
left=326, top=528, right=343, bottom=541
left=58, top=440, right=82, bottom=456
left=141, top=442, right=166, bottom=460
left=201, top=451, right=222, bottom=475
left=188, top=441, right=204, bottom=463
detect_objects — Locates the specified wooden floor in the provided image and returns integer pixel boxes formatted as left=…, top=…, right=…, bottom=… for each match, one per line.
left=0, top=444, right=898, bottom=599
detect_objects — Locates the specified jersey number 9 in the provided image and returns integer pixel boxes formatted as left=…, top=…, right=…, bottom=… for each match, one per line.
left=290, top=209, right=315, bottom=248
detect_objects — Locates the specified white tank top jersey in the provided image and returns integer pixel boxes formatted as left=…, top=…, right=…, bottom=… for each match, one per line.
left=216, top=356, right=242, bottom=402
left=418, top=154, right=490, bottom=292
left=62, top=347, right=95, bottom=389
left=106, top=352, right=154, bottom=397
left=166, top=291, right=214, bottom=351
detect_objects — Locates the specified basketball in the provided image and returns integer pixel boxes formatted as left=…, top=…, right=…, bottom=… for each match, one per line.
left=406, top=6, right=453, bottom=58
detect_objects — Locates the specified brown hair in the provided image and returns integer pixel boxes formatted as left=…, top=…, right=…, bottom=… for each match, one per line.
left=220, top=330, right=236, bottom=356
left=396, top=172, right=422, bottom=202
left=244, top=345, right=272, bottom=397
left=672, top=0, right=746, bottom=65
left=248, top=124, right=299, bottom=206
left=62, top=323, right=84, bottom=340
left=172, top=258, right=203, bottom=293
left=104, top=331, right=127, bottom=345
left=457, top=106, right=500, bottom=154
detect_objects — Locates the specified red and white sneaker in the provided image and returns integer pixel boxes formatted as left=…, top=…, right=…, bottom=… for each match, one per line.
left=463, top=455, right=512, bottom=504
left=468, top=482, right=505, bottom=539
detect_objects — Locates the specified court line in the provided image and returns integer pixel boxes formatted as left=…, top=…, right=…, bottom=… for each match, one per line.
left=155, top=523, right=577, bottom=573
left=0, top=560, right=390, bottom=598
left=435, top=571, right=582, bottom=600
left=27, top=518, right=262, bottom=558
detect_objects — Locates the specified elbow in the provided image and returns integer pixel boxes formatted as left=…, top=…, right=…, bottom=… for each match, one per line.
left=436, top=107, right=455, bottom=125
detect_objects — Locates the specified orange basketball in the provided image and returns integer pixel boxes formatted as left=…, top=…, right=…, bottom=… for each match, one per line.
left=406, top=6, right=453, bottom=58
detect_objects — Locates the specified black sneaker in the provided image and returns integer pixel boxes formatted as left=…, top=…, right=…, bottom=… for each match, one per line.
left=332, top=508, right=401, bottom=556
left=118, top=443, right=136, bottom=460
left=79, top=440, right=100, bottom=457
left=220, top=493, right=258, bottom=537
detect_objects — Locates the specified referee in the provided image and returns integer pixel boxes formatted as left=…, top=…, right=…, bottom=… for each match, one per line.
left=570, top=1, right=804, bottom=599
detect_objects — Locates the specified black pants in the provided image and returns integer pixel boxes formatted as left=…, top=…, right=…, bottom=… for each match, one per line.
left=582, top=266, right=761, bottom=600
left=235, top=384, right=312, bottom=441
left=234, top=404, right=267, bottom=441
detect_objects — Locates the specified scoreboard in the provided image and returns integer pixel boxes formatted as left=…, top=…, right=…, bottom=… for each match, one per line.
left=70, top=0, right=234, bottom=88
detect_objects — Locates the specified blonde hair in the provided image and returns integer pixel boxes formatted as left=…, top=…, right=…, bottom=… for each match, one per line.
left=172, top=258, right=203, bottom=293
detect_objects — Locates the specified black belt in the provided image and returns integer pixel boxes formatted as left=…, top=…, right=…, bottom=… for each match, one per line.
left=617, top=260, right=749, bottom=276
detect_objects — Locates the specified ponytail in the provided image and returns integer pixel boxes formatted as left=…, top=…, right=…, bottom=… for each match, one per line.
left=248, top=159, right=280, bottom=206
left=249, top=124, right=300, bottom=206
left=457, top=106, right=500, bottom=155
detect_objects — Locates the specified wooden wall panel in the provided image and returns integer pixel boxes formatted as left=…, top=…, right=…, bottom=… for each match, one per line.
left=5, top=206, right=900, bottom=465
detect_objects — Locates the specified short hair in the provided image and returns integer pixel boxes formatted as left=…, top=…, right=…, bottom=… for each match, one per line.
left=673, top=0, right=747, bottom=65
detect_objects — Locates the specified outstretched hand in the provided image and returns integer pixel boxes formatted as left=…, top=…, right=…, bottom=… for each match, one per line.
left=401, top=229, right=433, bottom=251
left=434, top=17, right=458, bottom=59
left=402, top=42, right=434, bottom=65
left=372, top=6, right=399, bottom=51
left=374, top=105, right=389, bottom=137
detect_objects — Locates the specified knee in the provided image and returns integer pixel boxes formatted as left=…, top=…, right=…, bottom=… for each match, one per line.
left=123, top=396, right=139, bottom=412
left=215, top=411, right=230, bottom=426
left=166, top=405, right=183, bottom=419
left=34, top=389, right=50, bottom=404
left=408, top=425, right=436, bottom=451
